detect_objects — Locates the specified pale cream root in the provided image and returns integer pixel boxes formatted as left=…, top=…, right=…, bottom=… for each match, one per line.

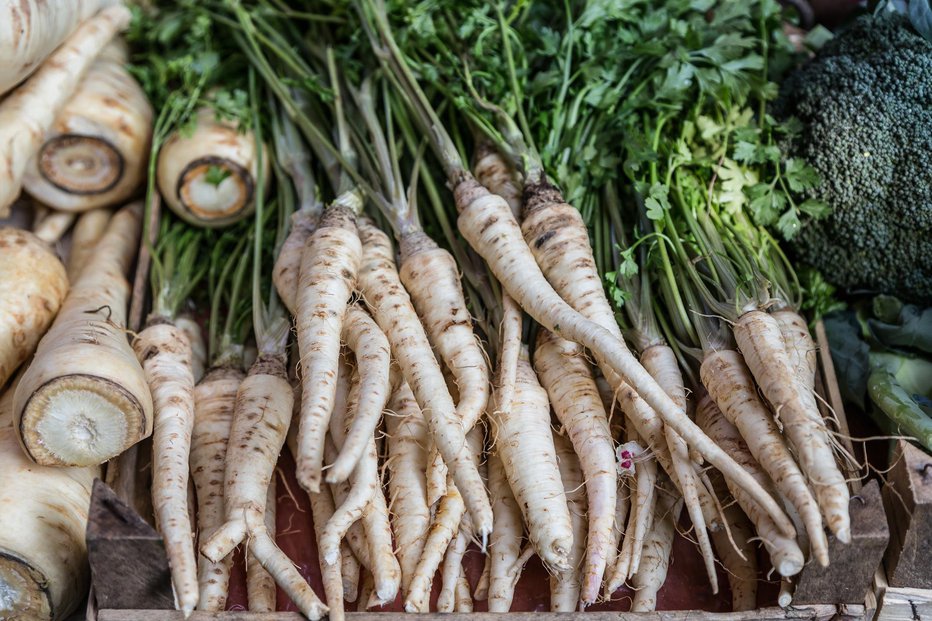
left=14, top=202, right=150, bottom=466
left=24, top=41, right=152, bottom=212
left=0, top=6, right=130, bottom=216
left=157, top=107, right=269, bottom=228
left=357, top=217, right=491, bottom=536
left=0, top=228, right=67, bottom=387
left=294, top=204, right=361, bottom=494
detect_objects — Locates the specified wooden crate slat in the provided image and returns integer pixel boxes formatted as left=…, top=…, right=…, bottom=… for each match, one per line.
left=97, top=604, right=862, bottom=621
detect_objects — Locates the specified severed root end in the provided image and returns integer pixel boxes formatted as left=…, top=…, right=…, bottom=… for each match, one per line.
left=38, top=134, right=124, bottom=196
left=0, top=552, right=52, bottom=621
left=201, top=519, right=247, bottom=564
left=176, top=156, right=254, bottom=226
left=19, top=375, right=145, bottom=466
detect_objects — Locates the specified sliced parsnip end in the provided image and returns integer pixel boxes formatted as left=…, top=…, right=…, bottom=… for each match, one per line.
left=19, top=374, right=143, bottom=466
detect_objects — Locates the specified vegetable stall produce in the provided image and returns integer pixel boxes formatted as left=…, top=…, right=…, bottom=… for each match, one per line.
left=0, top=0, right=920, bottom=619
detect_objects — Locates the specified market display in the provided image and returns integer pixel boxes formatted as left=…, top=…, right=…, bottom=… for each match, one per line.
left=0, top=0, right=929, bottom=619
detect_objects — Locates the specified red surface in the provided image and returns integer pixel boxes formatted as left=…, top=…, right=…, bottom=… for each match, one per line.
left=226, top=448, right=780, bottom=612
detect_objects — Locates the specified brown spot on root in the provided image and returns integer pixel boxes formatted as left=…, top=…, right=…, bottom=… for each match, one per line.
left=248, top=353, right=288, bottom=378
left=399, top=230, right=437, bottom=262
left=522, top=177, right=565, bottom=217
left=452, top=173, right=488, bottom=213
left=533, top=230, right=557, bottom=249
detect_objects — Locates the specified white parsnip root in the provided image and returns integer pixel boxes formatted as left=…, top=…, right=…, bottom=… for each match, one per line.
left=491, top=347, right=572, bottom=570
left=0, top=228, right=68, bottom=387
left=190, top=366, right=243, bottom=612
left=0, top=5, right=131, bottom=216
left=357, top=217, right=491, bottom=536
left=295, top=201, right=361, bottom=494
left=132, top=321, right=198, bottom=616
left=23, top=41, right=153, bottom=212
left=14, top=202, right=151, bottom=466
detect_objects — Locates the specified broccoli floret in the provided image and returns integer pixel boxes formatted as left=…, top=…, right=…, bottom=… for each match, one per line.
left=777, top=13, right=932, bottom=303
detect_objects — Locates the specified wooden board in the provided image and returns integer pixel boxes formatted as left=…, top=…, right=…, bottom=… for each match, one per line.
left=98, top=605, right=866, bottom=621
left=874, top=586, right=932, bottom=621
left=883, top=440, right=932, bottom=588
left=792, top=480, right=889, bottom=605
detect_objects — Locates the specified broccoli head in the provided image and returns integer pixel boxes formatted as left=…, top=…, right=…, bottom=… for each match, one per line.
left=777, top=12, right=932, bottom=303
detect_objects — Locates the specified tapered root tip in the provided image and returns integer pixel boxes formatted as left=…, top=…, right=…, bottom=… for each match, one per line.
left=777, top=559, right=804, bottom=578
left=376, top=582, right=398, bottom=604
left=181, top=605, right=194, bottom=619
left=835, top=527, right=851, bottom=545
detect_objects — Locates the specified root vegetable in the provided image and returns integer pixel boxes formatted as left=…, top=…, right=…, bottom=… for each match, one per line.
left=14, top=202, right=151, bottom=466
left=490, top=347, right=572, bottom=570
left=201, top=354, right=326, bottom=619
left=294, top=202, right=361, bottom=494
left=550, top=432, right=587, bottom=612
left=472, top=141, right=523, bottom=218
left=319, top=370, right=378, bottom=567
left=0, top=227, right=68, bottom=388
left=630, top=487, right=682, bottom=612
left=132, top=321, right=198, bottom=615
left=696, top=392, right=807, bottom=577
left=487, top=448, right=524, bottom=612
left=31, top=209, right=75, bottom=244
left=357, top=216, right=491, bottom=536
left=399, top=230, right=490, bottom=475
left=66, top=207, right=111, bottom=281
left=23, top=41, right=152, bottom=212
left=272, top=208, right=317, bottom=315
left=614, top=438, right=657, bottom=585
left=452, top=178, right=793, bottom=536
left=733, top=310, right=849, bottom=542
left=327, top=303, right=391, bottom=484
left=700, top=349, right=827, bottom=567
left=0, top=0, right=111, bottom=96
left=0, top=5, right=130, bottom=217
left=438, top=524, right=471, bottom=613
left=157, top=107, right=269, bottom=228
left=533, top=328, right=615, bottom=603
left=307, top=486, right=349, bottom=621
left=404, top=477, right=466, bottom=613
left=384, top=380, right=430, bottom=597
left=246, top=478, right=277, bottom=612
left=190, top=366, right=243, bottom=612
left=641, top=344, right=717, bottom=592
left=708, top=471, right=759, bottom=612
left=0, top=426, right=97, bottom=621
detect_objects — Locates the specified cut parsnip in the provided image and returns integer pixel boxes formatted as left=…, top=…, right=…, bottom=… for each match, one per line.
left=13, top=202, right=151, bottom=466
left=157, top=108, right=269, bottom=228
left=0, top=426, right=98, bottom=620
left=23, top=41, right=153, bottom=212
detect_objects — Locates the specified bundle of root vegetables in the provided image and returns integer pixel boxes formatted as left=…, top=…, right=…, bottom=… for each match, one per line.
left=0, top=0, right=859, bottom=619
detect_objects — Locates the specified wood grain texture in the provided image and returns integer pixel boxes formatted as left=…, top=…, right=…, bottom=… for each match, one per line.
left=883, top=440, right=932, bottom=588
left=98, top=604, right=864, bottom=621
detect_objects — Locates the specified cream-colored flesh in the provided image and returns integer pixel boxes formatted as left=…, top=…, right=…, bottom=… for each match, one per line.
left=0, top=6, right=130, bottom=217
left=24, top=41, right=152, bottom=212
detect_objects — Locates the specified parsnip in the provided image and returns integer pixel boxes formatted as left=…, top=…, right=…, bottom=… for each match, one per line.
left=491, top=347, right=572, bottom=570
left=157, top=107, right=269, bottom=228
left=550, top=432, right=587, bottom=612
left=0, top=0, right=111, bottom=96
left=357, top=217, right=491, bottom=536
left=294, top=197, right=361, bottom=494
left=14, top=202, right=151, bottom=466
left=734, top=310, right=850, bottom=542
left=190, top=366, right=243, bottom=611
left=630, top=486, right=682, bottom=612
left=0, top=5, right=130, bottom=216
left=0, top=228, right=68, bottom=387
left=0, top=426, right=98, bottom=620
left=23, top=41, right=152, bottom=211
left=534, top=328, right=616, bottom=602
left=66, top=207, right=111, bottom=281
left=384, top=380, right=431, bottom=597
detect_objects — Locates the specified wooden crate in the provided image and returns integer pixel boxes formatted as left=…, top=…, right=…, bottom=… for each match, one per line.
left=96, top=606, right=868, bottom=620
